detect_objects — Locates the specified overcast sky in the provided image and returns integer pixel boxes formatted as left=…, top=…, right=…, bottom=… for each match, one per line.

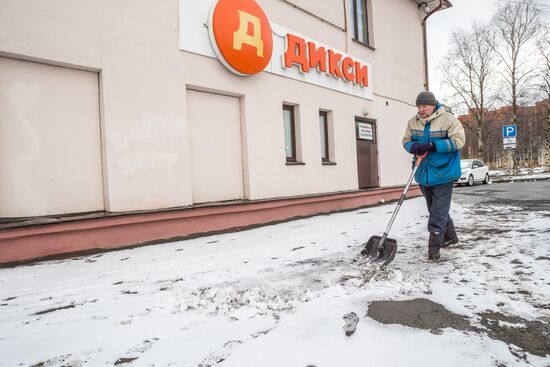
left=427, top=0, right=499, bottom=102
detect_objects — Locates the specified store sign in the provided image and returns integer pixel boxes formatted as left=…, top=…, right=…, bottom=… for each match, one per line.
left=179, top=0, right=373, bottom=100
left=283, top=34, right=369, bottom=87
left=208, top=0, right=273, bottom=76
left=357, top=122, right=373, bottom=140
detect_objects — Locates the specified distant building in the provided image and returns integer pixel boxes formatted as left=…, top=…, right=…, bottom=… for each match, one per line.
left=458, top=100, right=550, bottom=168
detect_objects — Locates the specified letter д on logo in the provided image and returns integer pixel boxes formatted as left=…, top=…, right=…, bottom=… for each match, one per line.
left=208, top=0, right=273, bottom=76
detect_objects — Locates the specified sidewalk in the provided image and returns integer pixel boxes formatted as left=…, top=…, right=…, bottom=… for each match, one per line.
left=0, top=186, right=421, bottom=266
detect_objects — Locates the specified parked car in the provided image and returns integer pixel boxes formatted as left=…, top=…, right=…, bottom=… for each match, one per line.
left=456, top=159, right=490, bottom=186
left=532, top=166, right=546, bottom=174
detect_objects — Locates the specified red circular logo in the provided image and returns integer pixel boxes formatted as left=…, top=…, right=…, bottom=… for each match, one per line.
left=208, top=0, right=273, bottom=76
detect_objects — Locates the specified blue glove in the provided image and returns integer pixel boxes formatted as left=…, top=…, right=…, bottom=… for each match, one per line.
left=410, top=142, right=435, bottom=155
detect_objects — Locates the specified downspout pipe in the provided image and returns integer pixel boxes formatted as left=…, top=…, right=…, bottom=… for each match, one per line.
left=419, top=0, right=452, bottom=90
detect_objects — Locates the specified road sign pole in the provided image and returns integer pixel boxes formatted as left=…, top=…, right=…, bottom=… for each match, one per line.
left=502, top=124, right=517, bottom=174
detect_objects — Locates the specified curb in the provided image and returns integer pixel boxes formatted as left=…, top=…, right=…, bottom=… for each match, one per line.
left=489, top=175, right=550, bottom=184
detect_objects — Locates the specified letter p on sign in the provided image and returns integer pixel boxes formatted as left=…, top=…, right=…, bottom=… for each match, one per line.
left=209, top=0, right=273, bottom=76
left=503, top=125, right=516, bottom=138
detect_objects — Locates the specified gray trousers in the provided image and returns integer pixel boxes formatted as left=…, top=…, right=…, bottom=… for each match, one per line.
left=419, top=182, right=454, bottom=234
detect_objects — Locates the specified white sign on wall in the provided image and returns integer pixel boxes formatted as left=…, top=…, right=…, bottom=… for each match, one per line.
left=357, top=122, right=373, bottom=140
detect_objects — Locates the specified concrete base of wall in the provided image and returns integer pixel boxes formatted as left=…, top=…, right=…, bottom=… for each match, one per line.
left=0, top=186, right=422, bottom=266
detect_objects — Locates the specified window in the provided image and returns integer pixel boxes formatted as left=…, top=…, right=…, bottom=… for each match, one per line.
left=283, top=104, right=297, bottom=162
left=319, top=111, right=329, bottom=162
left=351, top=0, right=372, bottom=46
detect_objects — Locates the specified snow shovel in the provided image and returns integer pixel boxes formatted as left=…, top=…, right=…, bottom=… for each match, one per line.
left=356, top=153, right=427, bottom=266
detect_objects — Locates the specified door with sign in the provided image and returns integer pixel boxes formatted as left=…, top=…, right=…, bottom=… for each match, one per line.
left=356, top=119, right=379, bottom=188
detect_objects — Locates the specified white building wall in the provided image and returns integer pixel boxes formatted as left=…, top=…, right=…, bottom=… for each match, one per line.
left=0, top=0, right=193, bottom=214
left=277, top=0, right=347, bottom=30
left=347, top=0, right=425, bottom=187
left=0, top=0, right=426, bottom=217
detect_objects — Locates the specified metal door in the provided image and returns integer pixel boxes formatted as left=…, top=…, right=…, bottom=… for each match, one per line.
left=356, top=119, right=379, bottom=189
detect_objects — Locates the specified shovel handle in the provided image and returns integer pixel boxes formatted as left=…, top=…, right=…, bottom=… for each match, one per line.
left=381, top=152, right=428, bottom=237
left=414, top=152, right=428, bottom=167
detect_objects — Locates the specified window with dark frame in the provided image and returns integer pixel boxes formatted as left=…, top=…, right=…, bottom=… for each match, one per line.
left=352, top=0, right=370, bottom=46
left=283, top=104, right=297, bottom=162
left=319, top=111, right=329, bottom=162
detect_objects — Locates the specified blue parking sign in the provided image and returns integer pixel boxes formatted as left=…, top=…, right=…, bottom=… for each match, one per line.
left=503, top=125, right=516, bottom=137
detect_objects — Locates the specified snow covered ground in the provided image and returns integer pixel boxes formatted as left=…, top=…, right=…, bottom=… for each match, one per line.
left=1, top=190, right=549, bottom=366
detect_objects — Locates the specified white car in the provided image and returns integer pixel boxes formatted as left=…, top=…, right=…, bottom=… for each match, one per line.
left=457, top=159, right=489, bottom=186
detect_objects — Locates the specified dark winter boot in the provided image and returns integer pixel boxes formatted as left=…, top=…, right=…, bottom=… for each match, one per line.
left=442, top=219, right=459, bottom=248
left=428, top=232, right=443, bottom=260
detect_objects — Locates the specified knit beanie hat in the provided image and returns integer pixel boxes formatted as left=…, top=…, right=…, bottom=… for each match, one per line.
left=416, top=91, right=437, bottom=106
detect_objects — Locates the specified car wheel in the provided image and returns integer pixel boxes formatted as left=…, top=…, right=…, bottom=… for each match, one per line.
left=467, top=175, right=474, bottom=186
left=483, top=173, right=489, bottom=184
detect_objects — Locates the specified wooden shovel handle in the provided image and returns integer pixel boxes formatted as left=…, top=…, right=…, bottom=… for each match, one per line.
left=414, top=152, right=428, bottom=168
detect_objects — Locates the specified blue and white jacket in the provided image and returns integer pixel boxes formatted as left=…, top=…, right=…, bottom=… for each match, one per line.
left=402, top=106, right=465, bottom=187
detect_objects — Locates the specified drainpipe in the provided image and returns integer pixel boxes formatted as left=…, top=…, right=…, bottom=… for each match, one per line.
left=419, top=0, right=451, bottom=91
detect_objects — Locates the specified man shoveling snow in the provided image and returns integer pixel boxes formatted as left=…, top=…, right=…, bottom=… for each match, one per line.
left=402, top=91, right=465, bottom=260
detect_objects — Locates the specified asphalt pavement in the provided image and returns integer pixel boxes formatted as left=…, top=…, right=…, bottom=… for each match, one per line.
left=453, top=180, right=550, bottom=211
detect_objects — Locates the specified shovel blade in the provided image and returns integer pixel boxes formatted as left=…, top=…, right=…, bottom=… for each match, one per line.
left=376, top=238, right=398, bottom=265
left=358, top=235, right=398, bottom=265
left=359, top=236, right=381, bottom=258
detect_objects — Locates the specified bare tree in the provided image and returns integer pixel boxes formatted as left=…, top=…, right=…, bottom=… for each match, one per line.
left=493, top=0, right=546, bottom=171
left=441, top=23, right=500, bottom=161
left=536, top=30, right=550, bottom=146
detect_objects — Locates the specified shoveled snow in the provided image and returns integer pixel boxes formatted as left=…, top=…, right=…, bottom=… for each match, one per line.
left=0, top=190, right=549, bottom=366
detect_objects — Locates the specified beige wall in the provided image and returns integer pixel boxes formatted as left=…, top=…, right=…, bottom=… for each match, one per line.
left=0, top=0, right=424, bottom=217
left=281, top=0, right=347, bottom=30
left=0, top=0, right=192, bottom=214
left=345, top=0, right=424, bottom=187
left=369, top=0, right=425, bottom=103
left=257, top=0, right=347, bottom=50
